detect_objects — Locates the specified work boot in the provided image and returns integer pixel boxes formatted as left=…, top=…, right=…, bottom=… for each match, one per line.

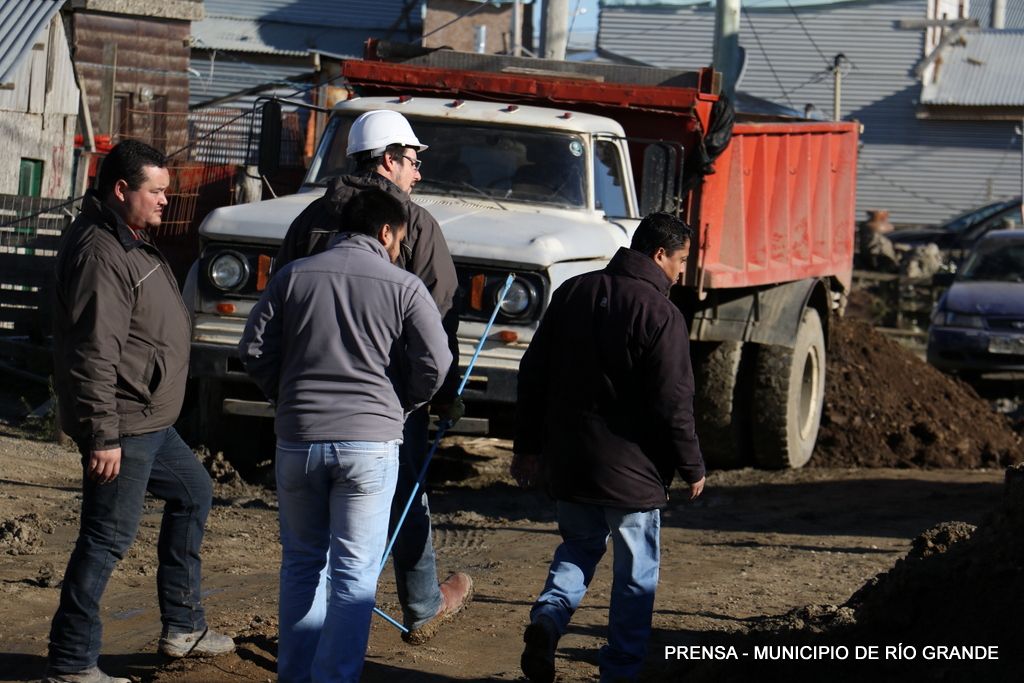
left=41, top=668, right=130, bottom=683
left=520, top=614, right=560, bottom=683
left=401, top=572, right=474, bottom=645
left=158, top=627, right=235, bottom=658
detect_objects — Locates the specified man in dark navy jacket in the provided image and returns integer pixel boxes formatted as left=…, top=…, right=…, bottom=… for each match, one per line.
left=511, top=212, right=706, bottom=683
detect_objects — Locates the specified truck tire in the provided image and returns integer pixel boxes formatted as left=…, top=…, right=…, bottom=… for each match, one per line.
left=751, top=308, right=826, bottom=469
left=691, top=340, right=754, bottom=469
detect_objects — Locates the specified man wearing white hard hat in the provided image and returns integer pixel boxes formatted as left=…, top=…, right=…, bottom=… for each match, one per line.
left=276, top=110, right=471, bottom=646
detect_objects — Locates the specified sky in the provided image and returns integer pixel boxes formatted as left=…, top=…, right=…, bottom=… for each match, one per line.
left=559, top=0, right=602, bottom=48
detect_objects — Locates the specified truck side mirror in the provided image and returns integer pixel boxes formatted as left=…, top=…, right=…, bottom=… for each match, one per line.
left=258, top=99, right=282, bottom=178
left=640, top=143, right=678, bottom=215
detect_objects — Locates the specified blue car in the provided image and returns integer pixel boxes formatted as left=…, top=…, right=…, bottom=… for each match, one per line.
left=927, top=230, right=1024, bottom=378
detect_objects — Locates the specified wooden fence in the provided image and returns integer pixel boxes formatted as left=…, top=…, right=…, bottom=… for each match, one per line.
left=0, top=194, right=77, bottom=341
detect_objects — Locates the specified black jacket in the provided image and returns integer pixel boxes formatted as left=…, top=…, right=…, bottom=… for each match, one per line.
left=514, top=247, right=705, bottom=510
left=52, top=192, right=191, bottom=449
left=275, top=173, right=461, bottom=403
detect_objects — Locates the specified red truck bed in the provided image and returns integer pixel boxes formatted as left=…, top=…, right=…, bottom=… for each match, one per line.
left=345, top=43, right=859, bottom=293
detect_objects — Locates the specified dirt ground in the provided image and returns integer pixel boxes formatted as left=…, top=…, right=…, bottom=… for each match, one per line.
left=2, top=320, right=1024, bottom=683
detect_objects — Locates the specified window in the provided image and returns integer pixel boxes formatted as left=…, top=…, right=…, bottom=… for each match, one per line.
left=310, top=115, right=588, bottom=209
left=593, top=140, right=628, bottom=217
left=19, top=158, right=43, bottom=197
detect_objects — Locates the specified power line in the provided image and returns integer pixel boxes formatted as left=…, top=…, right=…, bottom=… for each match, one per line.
left=982, top=132, right=1022, bottom=192
left=742, top=5, right=796, bottom=109
left=416, top=0, right=500, bottom=44
left=785, top=0, right=831, bottom=67
left=191, top=39, right=310, bottom=89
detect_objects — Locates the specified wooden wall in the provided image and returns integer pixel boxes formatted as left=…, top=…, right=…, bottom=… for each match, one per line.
left=71, top=11, right=191, bottom=153
left=0, top=17, right=79, bottom=198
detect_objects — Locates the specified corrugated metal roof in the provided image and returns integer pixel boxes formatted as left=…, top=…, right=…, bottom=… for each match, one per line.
left=0, top=0, right=63, bottom=84
left=969, top=0, right=1024, bottom=28
left=598, top=0, right=1023, bottom=226
left=201, top=0, right=425, bottom=31
left=921, top=29, right=1024, bottom=105
left=192, top=16, right=374, bottom=56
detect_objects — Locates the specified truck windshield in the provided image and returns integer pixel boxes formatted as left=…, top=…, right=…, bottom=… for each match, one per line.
left=310, top=114, right=588, bottom=209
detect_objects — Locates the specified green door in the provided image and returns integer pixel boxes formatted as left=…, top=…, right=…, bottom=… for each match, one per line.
left=19, top=158, right=43, bottom=197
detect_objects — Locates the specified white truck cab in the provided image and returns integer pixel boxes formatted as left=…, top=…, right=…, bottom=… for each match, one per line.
left=186, top=95, right=643, bottom=432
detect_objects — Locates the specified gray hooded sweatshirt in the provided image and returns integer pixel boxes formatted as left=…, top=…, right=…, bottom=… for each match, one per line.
left=239, top=233, right=452, bottom=443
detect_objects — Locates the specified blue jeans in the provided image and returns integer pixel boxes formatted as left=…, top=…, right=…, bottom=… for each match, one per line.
left=276, top=439, right=399, bottom=683
left=48, top=427, right=212, bottom=673
left=389, top=406, right=443, bottom=628
left=531, top=501, right=661, bottom=683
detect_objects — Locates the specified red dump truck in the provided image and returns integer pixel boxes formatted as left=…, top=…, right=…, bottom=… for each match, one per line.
left=187, top=41, right=858, bottom=469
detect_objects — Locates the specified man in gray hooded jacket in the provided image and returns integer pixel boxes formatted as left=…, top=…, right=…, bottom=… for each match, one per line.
left=240, top=188, right=452, bottom=683
left=275, top=109, right=471, bottom=645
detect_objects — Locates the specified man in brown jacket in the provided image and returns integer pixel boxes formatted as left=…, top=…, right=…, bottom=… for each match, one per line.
left=47, top=140, right=233, bottom=683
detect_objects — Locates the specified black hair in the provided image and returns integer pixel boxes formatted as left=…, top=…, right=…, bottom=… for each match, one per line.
left=341, top=188, right=408, bottom=237
left=630, top=212, right=693, bottom=256
left=96, top=139, right=168, bottom=199
left=353, top=143, right=411, bottom=173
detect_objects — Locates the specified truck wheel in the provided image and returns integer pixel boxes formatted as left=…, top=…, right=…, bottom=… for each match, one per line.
left=752, top=308, right=826, bottom=469
left=691, top=340, right=754, bottom=469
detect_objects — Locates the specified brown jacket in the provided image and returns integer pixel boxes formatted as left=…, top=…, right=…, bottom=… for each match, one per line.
left=53, top=192, right=191, bottom=450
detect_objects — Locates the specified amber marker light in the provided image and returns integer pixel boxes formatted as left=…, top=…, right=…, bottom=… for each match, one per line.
left=498, top=330, right=519, bottom=343
left=216, top=303, right=236, bottom=314
left=257, top=254, right=272, bottom=291
left=470, top=274, right=485, bottom=310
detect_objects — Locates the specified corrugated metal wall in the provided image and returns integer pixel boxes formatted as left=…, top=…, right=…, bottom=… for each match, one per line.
left=600, top=0, right=1023, bottom=226
left=188, top=53, right=314, bottom=108
left=922, top=29, right=1024, bottom=105
left=969, top=0, right=1024, bottom=29
left=202, top=0, right=426, bottom=34
left=0, top=0, right=63, bottom=84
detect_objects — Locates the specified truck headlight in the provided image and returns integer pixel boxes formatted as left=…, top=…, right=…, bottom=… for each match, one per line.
left=208, top=252, right=248, bottom=291
left=499, top=280, right=532, bottom=316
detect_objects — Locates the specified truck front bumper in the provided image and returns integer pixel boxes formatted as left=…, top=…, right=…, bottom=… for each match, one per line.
left=189, top=335, right=521, bottom=433
left=455, top=336, right=525, bottom=404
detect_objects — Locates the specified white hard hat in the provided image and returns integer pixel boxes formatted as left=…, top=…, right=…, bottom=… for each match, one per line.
left=346, top=109, right=427, bottom=158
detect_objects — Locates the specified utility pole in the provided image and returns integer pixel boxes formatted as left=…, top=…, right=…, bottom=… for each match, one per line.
left=540, top=0, right=569, bottom=61
left=712, top=0, right=741, bottom=100
left=832, top=54, right=844, bottom=121
left=993, top=0, right=1006, bottom=29
left=511, top=0, right=522, bottom=56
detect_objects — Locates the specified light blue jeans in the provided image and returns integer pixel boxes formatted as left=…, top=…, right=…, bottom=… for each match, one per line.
left=531, top=501, right=661, bottom=683
left=275, top=439, right=400, bottom=683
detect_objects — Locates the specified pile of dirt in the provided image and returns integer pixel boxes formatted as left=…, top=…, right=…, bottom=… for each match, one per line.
left=0, top=512, right=54, bottom=555
left=672, top=464, right=1024, bottom=682
left=812, top=317, right=1023, bottom=468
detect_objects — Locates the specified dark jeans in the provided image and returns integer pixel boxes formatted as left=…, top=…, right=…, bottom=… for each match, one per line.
left=48, top=427, right=212, bottom=673
left=389, top=406, right=444, bottom=628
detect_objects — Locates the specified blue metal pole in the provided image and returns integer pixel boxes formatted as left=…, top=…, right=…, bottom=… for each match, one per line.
left=373, top=273, right=517, bottom=630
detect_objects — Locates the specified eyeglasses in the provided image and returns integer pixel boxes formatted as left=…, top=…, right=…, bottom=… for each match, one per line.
left=394, top=154, right=422, bottom=171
